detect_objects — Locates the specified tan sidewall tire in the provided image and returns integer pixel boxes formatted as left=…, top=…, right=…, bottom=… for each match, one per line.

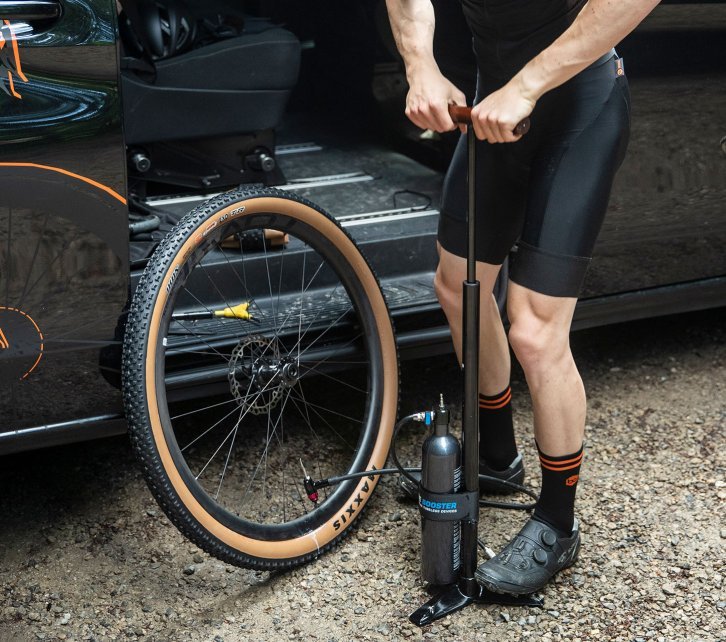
left=124, top=189, right=399, bottom=569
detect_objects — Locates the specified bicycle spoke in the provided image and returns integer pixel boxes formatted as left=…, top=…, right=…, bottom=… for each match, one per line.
left=295, top=303, right=355, bottom=361
left=16, top=212, right=49, bottom=309
left=173, top=317, right=229, bottom=362
left=218, top=238, right=269, bottom=323
left=292, top=383, right=357, bottom=451
left=238, top=390, right=292, bottom=511
left=214, top=419, right=240, bottom=500
left=297, top=363, right=367, bottom=394
left=261, top=236, right=278, bottom=330
left=171, top=396, right=238, bottom=421
left=181, top=402, right=242, bottom=453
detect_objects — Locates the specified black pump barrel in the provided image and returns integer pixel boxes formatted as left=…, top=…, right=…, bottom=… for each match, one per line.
left=420, top=402, right=462, bottom=586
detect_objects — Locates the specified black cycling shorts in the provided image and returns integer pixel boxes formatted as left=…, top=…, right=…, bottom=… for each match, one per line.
left=438, top=53, right=631, bottom=298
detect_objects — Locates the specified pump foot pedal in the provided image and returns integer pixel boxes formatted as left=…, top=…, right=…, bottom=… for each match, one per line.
left=409, top=581, right=542, bottom=627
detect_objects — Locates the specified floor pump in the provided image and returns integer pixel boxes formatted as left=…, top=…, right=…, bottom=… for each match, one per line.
left=409, top=107, right=541, bottom=626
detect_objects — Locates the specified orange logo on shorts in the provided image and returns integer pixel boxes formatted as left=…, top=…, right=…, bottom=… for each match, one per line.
left=565, top=474, right=579, bottom=486
left=0, top=327, right=8, bottom=350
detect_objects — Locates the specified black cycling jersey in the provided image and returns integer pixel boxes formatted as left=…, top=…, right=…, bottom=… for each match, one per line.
left=461, top=0, right=587, bottom=79
left=438, top=55, right=631, bottom=297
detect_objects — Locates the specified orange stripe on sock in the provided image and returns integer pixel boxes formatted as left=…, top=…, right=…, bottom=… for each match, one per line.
left=479, top=388, right=511, bottom=408
left=479, top=398, right=512, bottom=410
left=478, top=397, right=511, bottom=410
left=540, top=460, right=582, bottom=472
left=539, top=452, right=583, bottom=467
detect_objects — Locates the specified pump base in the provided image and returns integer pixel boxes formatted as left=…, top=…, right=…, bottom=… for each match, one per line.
left=409, top=581, right=543, bottom=627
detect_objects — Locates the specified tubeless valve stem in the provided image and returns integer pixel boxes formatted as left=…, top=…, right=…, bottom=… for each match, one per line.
left=300, top=458, right=318, bottom=504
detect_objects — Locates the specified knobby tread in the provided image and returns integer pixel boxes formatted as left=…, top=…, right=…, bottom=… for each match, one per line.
left=122, top=187, right=400, bottom=570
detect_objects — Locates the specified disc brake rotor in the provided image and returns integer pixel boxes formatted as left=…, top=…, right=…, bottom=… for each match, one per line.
left=228, top=335, right=285, bottom=415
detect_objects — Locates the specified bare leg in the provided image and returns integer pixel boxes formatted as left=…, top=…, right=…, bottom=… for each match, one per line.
left=433, top=243, right=510, bottom=395
left=506, top=281, right=585, bottom=456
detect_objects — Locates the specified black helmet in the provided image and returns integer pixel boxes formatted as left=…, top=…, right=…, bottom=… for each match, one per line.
left=120, top=0, right=198, bottom=60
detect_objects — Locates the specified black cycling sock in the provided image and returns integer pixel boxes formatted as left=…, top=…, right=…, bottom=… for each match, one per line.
left=478, top=386, right=518, bottom=471
left=533, top=442, right=583, bottom=536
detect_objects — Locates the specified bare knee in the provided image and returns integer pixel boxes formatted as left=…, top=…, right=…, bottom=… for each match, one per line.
left=433, top=262, right=462, bottom=311
left=508, top=314, right=569, bottom=376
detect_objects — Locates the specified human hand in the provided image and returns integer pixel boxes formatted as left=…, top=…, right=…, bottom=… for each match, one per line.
left=405, top=64, right=467, bottom=133
left=470, top=79, right=537, bottom=143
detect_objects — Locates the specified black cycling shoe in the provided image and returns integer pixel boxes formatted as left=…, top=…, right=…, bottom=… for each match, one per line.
left=398, top=453, right=525, bottom=499
left=475, top=517, right=580, bottom=596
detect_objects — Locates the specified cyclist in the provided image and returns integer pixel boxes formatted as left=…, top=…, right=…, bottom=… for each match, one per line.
left=386, top=0, right=660, bottom=594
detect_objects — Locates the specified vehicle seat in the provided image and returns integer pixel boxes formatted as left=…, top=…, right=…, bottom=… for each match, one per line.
left=120, top=14, right=301, bottom=145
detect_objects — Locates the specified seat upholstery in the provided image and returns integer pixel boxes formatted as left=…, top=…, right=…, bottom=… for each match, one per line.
left=122, top=27, right=301, bottom=144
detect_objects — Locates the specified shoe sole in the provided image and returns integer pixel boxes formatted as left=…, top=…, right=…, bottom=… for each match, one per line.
left=475, top=539, right=581, bottom=596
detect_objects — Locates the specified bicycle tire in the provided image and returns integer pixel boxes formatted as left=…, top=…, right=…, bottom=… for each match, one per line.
left=122, top=187, right=399, bottom=570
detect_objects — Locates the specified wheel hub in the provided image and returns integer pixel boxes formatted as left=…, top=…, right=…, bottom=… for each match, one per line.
left=228, top=335, right=299, bottom=414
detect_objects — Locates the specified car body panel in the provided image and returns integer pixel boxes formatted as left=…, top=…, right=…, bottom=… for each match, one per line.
left=585, top=2, right=726, bottom=296
left=0, top=0, right=128, bottom=436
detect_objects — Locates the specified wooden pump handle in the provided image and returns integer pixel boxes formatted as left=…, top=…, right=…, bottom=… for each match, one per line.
left=448, top=105, right=531, bottom=136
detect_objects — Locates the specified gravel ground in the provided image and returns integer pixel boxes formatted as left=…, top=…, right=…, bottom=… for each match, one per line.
left=1, top=308, right=724, bottom=642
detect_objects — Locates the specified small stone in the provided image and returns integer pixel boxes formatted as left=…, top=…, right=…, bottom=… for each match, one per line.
left=59, top=613, right=71, bottom=625
left=526, top=615, right=536, bottom=625
left=193, top=554, right=204, bottom=564
left=499, top=611, right=510, bottom=623
left=354, top=607, right=366, bottom=615
left=183, top=565, right=196, bottom=576
left=28, top=612, right=40, bottom=622
left=662, top=584, right=676, bottom=596
left=146, top=509, right=157, bottom=517
left=388, top=512, right=402, bottom=522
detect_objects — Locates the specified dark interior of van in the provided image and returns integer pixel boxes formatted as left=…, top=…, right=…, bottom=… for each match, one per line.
left=118, top=0, right=477, bottom=267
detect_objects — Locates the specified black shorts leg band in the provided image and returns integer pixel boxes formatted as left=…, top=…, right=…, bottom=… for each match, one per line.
left=508, top=242, right=591, bottom=298
left=437, top=210, right=468, bottom=260
left=437, top=209, right=510, bottom=265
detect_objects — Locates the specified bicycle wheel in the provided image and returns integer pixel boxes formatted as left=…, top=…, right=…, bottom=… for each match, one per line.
left=122, top=188, right=399, bottom=569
